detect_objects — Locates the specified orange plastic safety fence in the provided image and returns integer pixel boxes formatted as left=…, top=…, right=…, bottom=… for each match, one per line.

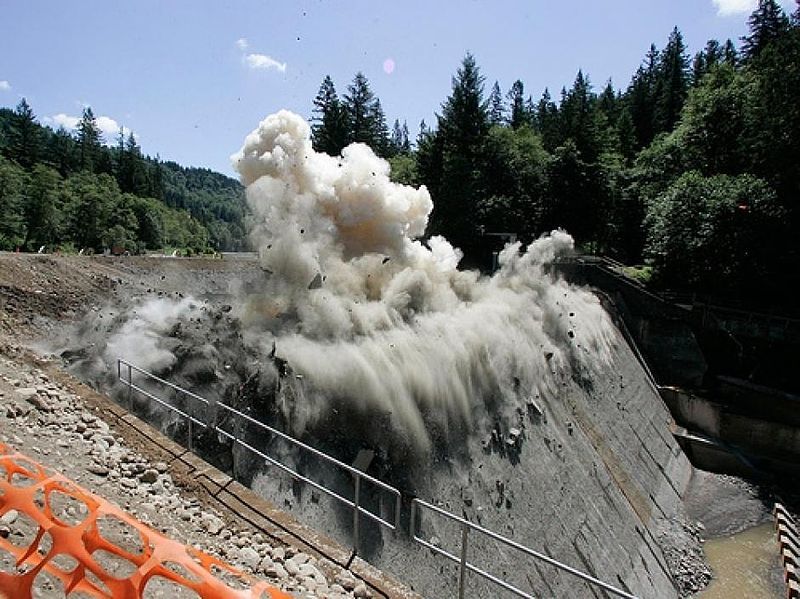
left=0, top=443, right=291, bottom=598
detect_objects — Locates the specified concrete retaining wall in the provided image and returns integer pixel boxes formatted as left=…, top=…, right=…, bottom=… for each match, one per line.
left=661, top=386, right=800, bottom=469
left=255, top=323, right=695, bottom=598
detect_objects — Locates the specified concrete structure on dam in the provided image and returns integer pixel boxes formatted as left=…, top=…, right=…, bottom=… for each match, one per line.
left=249, top=318, right=695, bottom=598
left=557, top=255, right=800, bottom=478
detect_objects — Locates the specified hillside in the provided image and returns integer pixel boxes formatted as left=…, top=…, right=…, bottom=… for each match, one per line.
left=0, top=105, right=246, bottom=253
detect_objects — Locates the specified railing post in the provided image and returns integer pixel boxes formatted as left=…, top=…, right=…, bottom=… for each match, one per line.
left=458, top=521, right=469, bottom=599
left=410, top=499, right=417, bottom=538
left=395, top=492, right=402, bottom=533
left=353, top=474, right=361, bottom=556
left=127, top=363, right=132, bottom=410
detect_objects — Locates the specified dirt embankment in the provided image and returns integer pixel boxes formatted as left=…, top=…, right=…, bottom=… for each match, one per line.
left=0, top=253, right=262, bottom=340
left=0, top=253, right=387, bottom=598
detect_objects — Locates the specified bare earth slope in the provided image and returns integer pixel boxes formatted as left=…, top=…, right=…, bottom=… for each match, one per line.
left=0, top=253, right=379, bottom=598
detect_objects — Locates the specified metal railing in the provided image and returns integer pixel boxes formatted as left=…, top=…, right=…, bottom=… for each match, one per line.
left=116, top=358, right=401, bottom=557
left=411, top=498, right=637, bottom=599
left=117, top=360, right=210, bottom=451
left=118, top=358, right=640, bottom=599
left=410, top=499, right=639, bottom=599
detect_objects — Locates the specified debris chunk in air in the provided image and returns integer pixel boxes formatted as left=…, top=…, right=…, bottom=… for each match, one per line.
left=308, top=273, right=323, bottom=290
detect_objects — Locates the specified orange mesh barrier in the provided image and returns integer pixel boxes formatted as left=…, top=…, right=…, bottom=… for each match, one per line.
left=0, top=443, right=291, bottom=598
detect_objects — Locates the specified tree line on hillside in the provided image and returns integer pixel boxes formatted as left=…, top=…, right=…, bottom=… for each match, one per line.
left=311, top=0, right=800, bottom=308
left=0, top=104, right=247, bottom=254
left=311, top=73, right=411, bottom=158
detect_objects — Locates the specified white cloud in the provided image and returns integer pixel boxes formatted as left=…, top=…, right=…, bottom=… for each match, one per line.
left=713, top=0, right=755, bottom=15
left=96, top=115, right=125, bottom=137
left=244, top=53, right=287, bottom=72
left=52, top=113, right=80, bottom=129
left=713, top=0, right=794, bottom=15
left=0, top=80, right=10, bottom=91
left=236, top=37, right=249, bottom=50
left=50, top=112, right=134, bottom=142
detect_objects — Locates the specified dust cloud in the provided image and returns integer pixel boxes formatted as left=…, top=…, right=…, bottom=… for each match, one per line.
left=91, top=110, right=617, bottom=457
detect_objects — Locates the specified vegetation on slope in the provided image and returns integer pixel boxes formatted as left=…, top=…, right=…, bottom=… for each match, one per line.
left=311, top=1, right=799, bottom=307
left=0, top=105, right=246, bottom=254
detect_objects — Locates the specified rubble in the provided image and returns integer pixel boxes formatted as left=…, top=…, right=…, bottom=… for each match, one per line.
left=0, top=351, right=370, bottom=598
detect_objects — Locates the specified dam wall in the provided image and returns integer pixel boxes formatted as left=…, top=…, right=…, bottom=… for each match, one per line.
left=251, top=320, right=695, bottom=598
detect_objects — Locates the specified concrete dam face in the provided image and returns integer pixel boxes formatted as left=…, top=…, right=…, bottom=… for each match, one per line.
left=247, top=316, right=694, bottom=599
left=62, top=111, right=699, bottom=597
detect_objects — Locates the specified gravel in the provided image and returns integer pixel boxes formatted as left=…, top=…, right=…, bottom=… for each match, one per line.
left=0, top=343, right=370, bottom=598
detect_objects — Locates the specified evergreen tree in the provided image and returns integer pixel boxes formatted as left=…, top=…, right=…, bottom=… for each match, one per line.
left=8, top=98, right=41, bottom=169
left=417, top=119, right=429, bottom=141
left=534, top=88, right=559, bottom=151
left=47, top=126, right=76, bottom=177
left=147, top=155, right=165, bottom=200
left=488, top=81, right=504, bottom=125
left=390, top=119, right=404, bottom=155
left=76, top=107, right=103, bottom=172
left=115, top=127, right=127, bottom=188
left=655, top=27, right=690, bottom=133
left=0, top=156, right=27, bottom=249
left=120, top=131, right=147, bottom=195
left=742, top=0, right=790, bottom=59
left=744, top=17, right=800, bottom=216
left=681, top=64, right=748, bottom=175
left=627, top=44, right=659, bottom=148
left=344, top=73, right=379, bottom=147
left=692, top=52, right=707, bottom=85
left=543, top=140, right=602, bottom=243
left=389, top=119, right=410, bottom=155
left=506, top=80, right=528, bottom=129
left=616, top=108, right=637, bottom=163
left=24, top=165, right=63, bottom=250
left=414, top=119, right=444, bottom=210
left=426, top=53, right=489, bottom=243
left=692, top=40, right=722, bottom=84
left=560, top=71, right=600, bottom=161
left=63, top=171, right=115, bottom=249
left=598, top=81, right=617, bottom=120
left=525, top=96, right=536, bottom=124
left=371, top=98, right=391, bottom=156
left=401, top=121, right=411, bottom=153
left=722, top=39, right=739, bottom=65
left=437, top=53, right=489, bottom=148
left=705, top=39, right=723, bottom=65
left=311, top=76, right=349, bottom=156
left=595, top=81, right=622, bottom=157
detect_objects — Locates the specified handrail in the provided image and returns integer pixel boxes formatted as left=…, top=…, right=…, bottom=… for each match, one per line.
left=117, top=358, right=642, bottom=598
left=116, top=358, right=401, bottom=557
left=410, top=498, right=639, bottom=599
left=118, top=359, right=211, bottom=406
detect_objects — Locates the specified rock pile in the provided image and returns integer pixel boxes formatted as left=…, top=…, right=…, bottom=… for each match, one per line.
left=0, top=352, right=371, bottom=598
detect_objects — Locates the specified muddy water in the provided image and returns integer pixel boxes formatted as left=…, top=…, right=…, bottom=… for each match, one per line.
left=700, top=522, right=782, bottom=598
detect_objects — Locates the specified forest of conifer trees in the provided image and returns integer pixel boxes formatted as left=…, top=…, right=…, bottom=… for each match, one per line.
left=0, top=103, right=246, bottom=254
left=310, top=0, right=800, bottom=308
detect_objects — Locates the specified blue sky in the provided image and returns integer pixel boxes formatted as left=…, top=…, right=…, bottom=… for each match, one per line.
left=0, top=0, right=795, bottom=176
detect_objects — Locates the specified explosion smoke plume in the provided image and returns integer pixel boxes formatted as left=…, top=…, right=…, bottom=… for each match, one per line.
left=95, top=110, right=616, bottom=458
left=227, top=110, right=616, bottom=453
